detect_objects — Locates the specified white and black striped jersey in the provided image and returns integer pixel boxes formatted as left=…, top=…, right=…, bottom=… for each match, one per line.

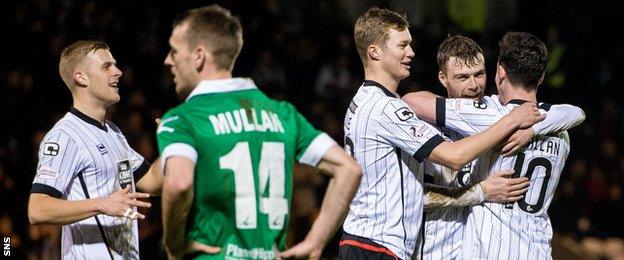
left=342, top=80, right=445, bottom=260
left=434, top=96, right=573, bottom=260
left=417, top=128, right=477, bottom=260
left=31, top=108, right=149, bottom=260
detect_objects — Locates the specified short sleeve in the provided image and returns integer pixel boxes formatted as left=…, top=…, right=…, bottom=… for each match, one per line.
left=377, top=99, right=444, bottom=162
left=436, top=97, right=503, bottom=136
left=292, top=106, right=336, bottom=166
left=157, top=111, right=198, bottom=170
left=31, top=130, right=87, bottom=198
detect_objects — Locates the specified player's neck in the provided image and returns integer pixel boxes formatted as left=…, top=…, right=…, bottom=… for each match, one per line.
left=198, top=70, right=233, bottom=82
left=364, top=68, right=400, bottom=94
left=500, top=85, right=537, bottom=104
left=73, top=98, right=108, bottom=124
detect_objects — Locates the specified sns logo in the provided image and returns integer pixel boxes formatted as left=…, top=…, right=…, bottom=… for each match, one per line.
left=3, top=236, right=10, bottom=256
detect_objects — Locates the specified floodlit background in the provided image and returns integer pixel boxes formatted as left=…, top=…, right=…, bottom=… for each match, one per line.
left=1, top=0, right=622, bottom=259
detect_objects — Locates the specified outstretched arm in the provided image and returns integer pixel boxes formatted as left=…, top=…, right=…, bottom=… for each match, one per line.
left=428, top=102, right=545, bottom=170
left=136, top=158, right=163, bottom=195
left=28, top=186, right=151, bottom=225
left=500, top=104, right=586, bottom=156
left=278, top=145, right=362, bottom=259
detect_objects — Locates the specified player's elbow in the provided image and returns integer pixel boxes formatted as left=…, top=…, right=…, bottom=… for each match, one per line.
left=28, top=201, right=47, bottom=225
left=163, top=175, right=192, bottom=194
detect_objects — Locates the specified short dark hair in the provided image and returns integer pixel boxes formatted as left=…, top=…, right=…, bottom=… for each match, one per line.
left=498, top=32, right=548, bottom=89
left=354, top=7, right=409, bottom=66
left=173, top=4, right=243, bottom=71
left=437, top=35, right=484, bottom=73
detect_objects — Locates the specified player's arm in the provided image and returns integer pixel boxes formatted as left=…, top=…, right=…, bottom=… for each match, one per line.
left=500, top=104, right=586, bottom=156
left=427, top=102, right=544, bottom=170
left=279, top=144, right=362, bottom=259
left=136, top=157, right=163, bottom=195
left=401, top=91, right=439, bottom=123
left=28, top=187, right=151, bottom=225
left=161, top=156, right=205, bottom=259
left=423, top=170, right=529, bottom=210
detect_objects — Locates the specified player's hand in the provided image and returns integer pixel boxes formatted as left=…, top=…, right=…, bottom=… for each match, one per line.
left=507, top=102, right=545, bottom=129
left=278, top=238, right=323, bottom=259
left=166, top=241, right=221, bottom=260
left=98, top=186, right=151, bottom=219
left=481, top=170, right=529, bottom=203
left=500, top=128, right=535, bottom=157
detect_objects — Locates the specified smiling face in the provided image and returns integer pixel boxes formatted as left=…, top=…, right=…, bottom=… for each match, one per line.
left=380, top=28, right=415, bottom=81
left=439, top=54, right=486, bottom=100
left=79, top=49, right=123, bottom=106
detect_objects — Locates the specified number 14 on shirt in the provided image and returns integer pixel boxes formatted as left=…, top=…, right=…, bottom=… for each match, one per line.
left=219, top=141, right=288, bottom=230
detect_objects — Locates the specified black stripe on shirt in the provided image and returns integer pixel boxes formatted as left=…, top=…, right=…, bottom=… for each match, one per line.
left=436, top=97, right=446, bottom=127
left=133, top=160, right=150, bottom=181
left=78, top=172, right=114, bottom=260
left=413, top=135, right=445, bottom=162
left=31, top=183, right=63, bottom=198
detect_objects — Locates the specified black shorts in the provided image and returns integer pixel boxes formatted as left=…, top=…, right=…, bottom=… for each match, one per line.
left=339, top=232, right=399, bottom=260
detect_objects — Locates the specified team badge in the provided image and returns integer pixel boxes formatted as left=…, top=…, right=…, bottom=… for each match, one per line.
left=394, top=107, right=414, bottom=121
left=43, top=142, right=59, bottom=156
left=96, top=143, right=108, bottom=155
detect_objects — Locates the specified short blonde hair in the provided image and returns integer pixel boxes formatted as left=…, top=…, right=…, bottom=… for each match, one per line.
left=173, top=4, right=243, bottom=71
left=58, top=40, right=109, bottom=89
left=354, top=7, right=409, bottom=66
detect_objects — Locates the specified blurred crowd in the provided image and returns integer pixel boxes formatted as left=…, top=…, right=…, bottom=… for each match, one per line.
left=1, top=0, right=622, bottom=259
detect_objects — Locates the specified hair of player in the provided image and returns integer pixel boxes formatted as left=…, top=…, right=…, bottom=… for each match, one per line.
left=498, top=32, right=548, bottom=90
left=354, top=7, right=409, bottom=67
left=437, top=35, right=484, bottom=73
left=173, top=4, right=243, bottom=71
left=59, top=40, right=110, bottom=90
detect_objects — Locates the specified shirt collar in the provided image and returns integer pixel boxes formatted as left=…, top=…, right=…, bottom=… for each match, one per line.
left=186, top=78, right=258, bottom=102
left=69, top=107, right=108, bottom=132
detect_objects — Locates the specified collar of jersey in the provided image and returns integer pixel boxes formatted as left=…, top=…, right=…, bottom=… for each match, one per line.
left=185, top=77, right=257, bottom=102
left=69, top=107, right=108, bottom=132
left=362, top=80, right=397, bottom=98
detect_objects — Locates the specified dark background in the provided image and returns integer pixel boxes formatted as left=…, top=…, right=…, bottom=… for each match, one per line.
left=1, top=0, right=622, bottom=259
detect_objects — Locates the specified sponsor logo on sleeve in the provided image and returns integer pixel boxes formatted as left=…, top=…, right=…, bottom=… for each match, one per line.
left=43, top=142, right=59, bottom=156
left=36, top=165, right=58, bottom=179
left=394, top=107, right=414, bottom=121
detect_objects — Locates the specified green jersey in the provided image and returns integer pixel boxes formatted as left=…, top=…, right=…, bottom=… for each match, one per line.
left=157, top=78, right=334, bottom=259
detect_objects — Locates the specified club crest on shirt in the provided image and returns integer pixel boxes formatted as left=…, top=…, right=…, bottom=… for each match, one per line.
left=43, top=142, right=59, bottom=156
left=117, top=159, right=132, bottom=189
left=395, top=107, right=414, bottom=121
left=96, top=143, right=108, bottom=155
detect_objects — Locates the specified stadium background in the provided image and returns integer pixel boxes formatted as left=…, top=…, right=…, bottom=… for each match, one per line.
left=1, top=0, right=622, bottom=259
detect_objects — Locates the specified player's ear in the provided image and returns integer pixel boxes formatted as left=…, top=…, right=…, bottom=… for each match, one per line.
left=194, top=45, right=206, bottom=70
left=74, top=71, right=88, bottom=87
left=537, top=73, right=545, bottom=86
left=438, top=70, right=449, bottom=89
left=368, top=44, right=381, bottom=61
left=496, top=62, right=506, bottom=84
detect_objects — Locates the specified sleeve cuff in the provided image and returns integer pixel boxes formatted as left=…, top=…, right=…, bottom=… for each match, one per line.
left=161, top=143, right=198, bottom=172
left=298, top=133, right=336, bottom=166
left=31, top=183, right=63, bottom=198
left=413, top=135, right=445, bottom=162
left=133, top=160, right=150, bottom=181
left=436, top=97, right=446, bottom=128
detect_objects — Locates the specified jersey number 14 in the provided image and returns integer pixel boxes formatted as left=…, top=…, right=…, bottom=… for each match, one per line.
left=219, top=142, right=288, bottom=230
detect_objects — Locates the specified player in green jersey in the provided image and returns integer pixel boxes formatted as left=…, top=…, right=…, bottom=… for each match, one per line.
left=158, top=5, right=362, bottom=260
